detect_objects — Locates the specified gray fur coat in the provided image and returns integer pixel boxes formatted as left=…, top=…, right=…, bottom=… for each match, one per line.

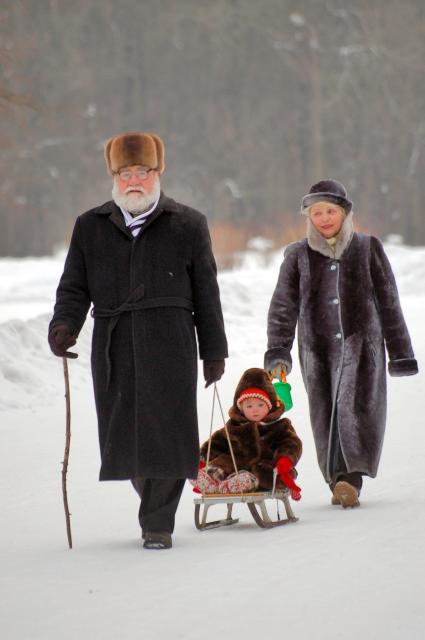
left=265, top=214, right=418, bottom=481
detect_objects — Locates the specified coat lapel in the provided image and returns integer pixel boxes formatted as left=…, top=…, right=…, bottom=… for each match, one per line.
left=108, top=204, right=133, bottom=239
left=93, top=200, right=133, bottom=239
left=134, top=192, right=170, bottom=238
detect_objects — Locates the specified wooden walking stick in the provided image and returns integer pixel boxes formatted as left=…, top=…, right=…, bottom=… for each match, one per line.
left=62, top=356, right=73, bottom=549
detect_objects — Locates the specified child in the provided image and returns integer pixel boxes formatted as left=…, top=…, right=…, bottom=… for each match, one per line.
left=191, top=368, right=302, bottom=499
left=265, top=179, right=418, bottom=508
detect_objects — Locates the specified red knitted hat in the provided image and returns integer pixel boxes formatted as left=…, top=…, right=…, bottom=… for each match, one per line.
left=236, top=387, right=272, bottom=411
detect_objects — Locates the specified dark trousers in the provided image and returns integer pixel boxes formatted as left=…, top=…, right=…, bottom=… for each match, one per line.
left=330, top=472, right=363, bottom=494
left=131, top=478, right=186, bottom=534
left=329, top=420, right=363, bottom=495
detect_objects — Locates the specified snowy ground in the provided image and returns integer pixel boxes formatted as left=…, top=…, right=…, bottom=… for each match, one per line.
left=1, top=244, right=424, bottom=640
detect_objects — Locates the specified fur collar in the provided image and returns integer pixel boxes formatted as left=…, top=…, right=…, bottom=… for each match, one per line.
left=306, top=211, right=354, bottom=259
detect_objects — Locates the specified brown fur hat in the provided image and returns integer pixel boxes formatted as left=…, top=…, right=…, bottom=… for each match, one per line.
left=229, top=368, right=283, bottom=421
left=104, top=132, right=165, bottom=175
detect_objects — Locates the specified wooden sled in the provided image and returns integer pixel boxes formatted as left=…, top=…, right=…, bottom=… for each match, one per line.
left=194, top=489, right=298, bottom=530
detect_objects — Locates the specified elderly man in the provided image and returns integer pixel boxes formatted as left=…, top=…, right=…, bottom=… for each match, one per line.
left=48, top=132, right=228, bottom=549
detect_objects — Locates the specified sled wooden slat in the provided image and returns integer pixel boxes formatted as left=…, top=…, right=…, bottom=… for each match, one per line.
left=194, top=490, right=298, bottom=530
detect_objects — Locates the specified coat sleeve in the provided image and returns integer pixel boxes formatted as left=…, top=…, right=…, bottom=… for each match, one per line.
left=271, top=419, right=303, bottom=467
left=200, top=428, right=235, bottom=475
left=200, top=428, right=228, bottom=460
left=370, top=236, right=418, bottom=376
left=190, top=215, right=228, bottom=360
left=49, top=217, right=91, bottom=337
left=264, top=243, right=300, bottom=374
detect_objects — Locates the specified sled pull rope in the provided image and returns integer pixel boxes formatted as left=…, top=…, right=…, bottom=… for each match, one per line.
left=272, top=468, right=278, bottom=497
left=204, top=384, right=217, bottom=470
left=272, top=468, right=281, bottom=521
left=203, top=384, right=242, bottom=497
left=214, top=383, right=240, bottom=477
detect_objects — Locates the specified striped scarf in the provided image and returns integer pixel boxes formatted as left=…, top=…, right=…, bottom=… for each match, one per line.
left=120, top=195, right=160, bottom=237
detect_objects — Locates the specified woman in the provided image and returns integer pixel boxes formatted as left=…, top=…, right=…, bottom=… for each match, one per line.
left=264, top=179, right=418, bottom=508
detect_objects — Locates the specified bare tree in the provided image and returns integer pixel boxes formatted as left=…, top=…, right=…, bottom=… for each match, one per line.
left=1, top=0, right=425, bottom=258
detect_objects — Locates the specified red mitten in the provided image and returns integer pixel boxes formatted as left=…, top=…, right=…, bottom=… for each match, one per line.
left=276, top=457, right=293, bottom=475
left=290, top=487, right=302, bottom=501
left=276, top=456, right=302, bottom=501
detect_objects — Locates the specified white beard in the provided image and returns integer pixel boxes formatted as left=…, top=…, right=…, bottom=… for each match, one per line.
left=112, top=176, right=161, bottom=215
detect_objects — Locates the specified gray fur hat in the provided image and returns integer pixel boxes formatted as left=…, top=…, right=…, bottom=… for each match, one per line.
left=301, top=179, right=352, bottom=214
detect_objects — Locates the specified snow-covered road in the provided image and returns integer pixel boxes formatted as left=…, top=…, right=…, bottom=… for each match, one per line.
left=1, top=247, right=424, bottom=639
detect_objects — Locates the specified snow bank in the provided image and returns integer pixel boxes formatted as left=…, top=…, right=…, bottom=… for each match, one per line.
left=0, top=243, right=424, bottom=410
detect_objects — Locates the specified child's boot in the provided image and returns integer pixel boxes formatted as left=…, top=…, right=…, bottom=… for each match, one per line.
left=190, top=467, right=223, bottom=494
left=219, top=471, right=259, bottom=494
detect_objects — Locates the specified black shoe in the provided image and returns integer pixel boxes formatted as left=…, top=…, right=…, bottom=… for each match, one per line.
left=143, top=531, right=172, bottom=550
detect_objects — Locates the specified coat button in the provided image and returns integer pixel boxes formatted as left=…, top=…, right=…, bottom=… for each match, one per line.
left=332, top=298, right=339, bottom=305
left=330, top=264, right=337, bottom=271
left=335, top=332, right=342, bottom=339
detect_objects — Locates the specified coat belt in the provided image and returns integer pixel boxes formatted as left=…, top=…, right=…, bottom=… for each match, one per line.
left=91, top=293, right=194, bottom=388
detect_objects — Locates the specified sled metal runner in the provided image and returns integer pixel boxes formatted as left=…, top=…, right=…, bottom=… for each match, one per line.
left=194, top=489, right=298, bottom=530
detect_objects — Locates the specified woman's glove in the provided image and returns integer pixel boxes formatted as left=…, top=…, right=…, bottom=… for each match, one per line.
left=276, top=456, right=302, bottom=501
left=270, top=363, right=287, bottom=379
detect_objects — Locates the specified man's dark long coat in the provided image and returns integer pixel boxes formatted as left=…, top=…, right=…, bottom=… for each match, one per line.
left=50, top=193, right=228, bottom=481
left=265, top=232, right=417, bottom=482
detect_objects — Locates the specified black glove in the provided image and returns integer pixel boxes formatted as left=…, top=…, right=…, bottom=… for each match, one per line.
left=48, top=324, right=78, bottom=359
left=203, top=359, right=225, bottom=388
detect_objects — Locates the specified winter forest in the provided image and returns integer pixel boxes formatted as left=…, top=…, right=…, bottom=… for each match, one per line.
left=1, top=0, right=425, bottom=261
left=1, top=2, right=425, bottom=640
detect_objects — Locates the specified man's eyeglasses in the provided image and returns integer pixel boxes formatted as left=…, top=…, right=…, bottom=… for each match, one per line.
left=117, top=168, right=154, bottom=181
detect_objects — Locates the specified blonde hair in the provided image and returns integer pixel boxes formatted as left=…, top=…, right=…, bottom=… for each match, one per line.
left=301, top=202, right=346, bottom=217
